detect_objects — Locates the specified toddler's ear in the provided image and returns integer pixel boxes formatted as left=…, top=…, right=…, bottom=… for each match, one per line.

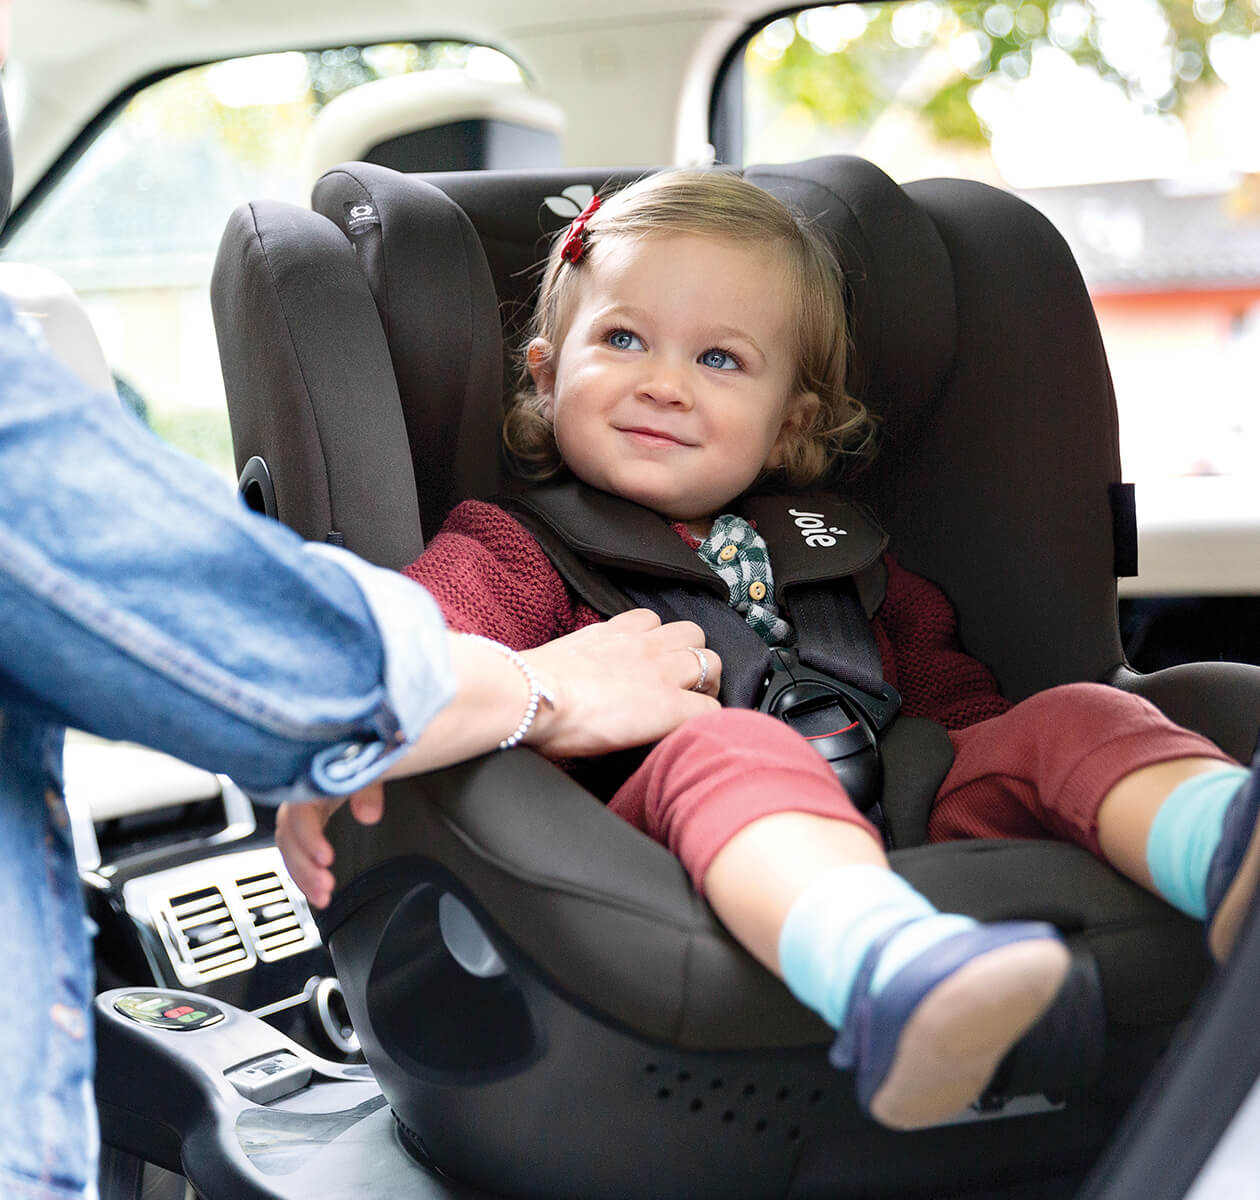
left=527, top=338, right=556, bottom=411
left=767, top=390, right=820, bottom=468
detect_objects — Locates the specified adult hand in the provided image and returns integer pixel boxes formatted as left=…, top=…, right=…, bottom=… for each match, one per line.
left=279, top=613, right=720, bottom=907
left=277, top=785, right=383, bottom=910
left=521, top=609, right=721, bottom=758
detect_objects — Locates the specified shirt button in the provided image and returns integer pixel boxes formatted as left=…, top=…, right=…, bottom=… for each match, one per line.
left=718, top=544, right=738, bottom=562
left=748, top=581, right=767, bottom=602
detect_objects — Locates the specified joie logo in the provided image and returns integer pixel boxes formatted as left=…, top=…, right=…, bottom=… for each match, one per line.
left=789, top=508, right=847, bottom=549
left=543, top=184, right=597, bottom=221
left=344, top=200, right=381, bottom=236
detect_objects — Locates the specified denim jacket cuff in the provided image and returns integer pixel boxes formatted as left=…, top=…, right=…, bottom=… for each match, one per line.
left=286, top=543, right=454, bottom=797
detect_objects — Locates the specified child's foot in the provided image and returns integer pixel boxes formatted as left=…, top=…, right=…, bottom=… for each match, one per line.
left=1205, top=765, right=1260, bottom=963
left=830, top=922, right=1070, bottom=1130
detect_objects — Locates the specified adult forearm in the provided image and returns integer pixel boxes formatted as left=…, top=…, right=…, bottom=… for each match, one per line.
left=279, top=612, right=723, bottom=907
left=382, top=633, right=539, bottom=774
left=386, top=612, right=724, bottom=777
left=0, top=302, right=451, bottom=798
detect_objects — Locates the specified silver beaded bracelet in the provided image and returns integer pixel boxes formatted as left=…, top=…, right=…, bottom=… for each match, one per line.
left=461, top=634, right=556, bottom=750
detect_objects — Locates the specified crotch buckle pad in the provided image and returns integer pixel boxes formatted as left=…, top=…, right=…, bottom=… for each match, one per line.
left=758, top=646, right=901, bottom=812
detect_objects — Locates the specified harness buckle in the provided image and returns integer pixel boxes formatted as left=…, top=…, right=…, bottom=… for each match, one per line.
left=757, top=647, right=901, bottom=813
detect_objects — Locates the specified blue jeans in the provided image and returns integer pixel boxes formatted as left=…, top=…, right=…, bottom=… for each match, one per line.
left=0, top=298, right=454, bottom=1198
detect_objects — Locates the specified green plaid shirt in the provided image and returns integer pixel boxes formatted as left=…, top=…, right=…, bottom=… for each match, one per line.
left=694, top=514, right=794, bottom=646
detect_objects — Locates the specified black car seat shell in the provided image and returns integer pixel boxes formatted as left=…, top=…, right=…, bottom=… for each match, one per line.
left=211, top=156, right=1260, bottom=1199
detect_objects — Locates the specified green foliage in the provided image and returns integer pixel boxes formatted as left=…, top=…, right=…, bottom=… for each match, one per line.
left=758, top=26, right=884, bottom=126
left=750, top=0, right=1260, bottom=148
left=921, top=77, right=985, bottom=141
left=148, top=408, right=237, bottom=485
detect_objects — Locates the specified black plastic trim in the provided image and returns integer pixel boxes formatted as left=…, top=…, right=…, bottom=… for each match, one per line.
left=1109, top=482, right=1138, bottom=578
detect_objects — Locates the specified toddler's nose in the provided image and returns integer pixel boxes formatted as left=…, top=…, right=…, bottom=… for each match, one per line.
left=636, top=363, right=692, bottom=408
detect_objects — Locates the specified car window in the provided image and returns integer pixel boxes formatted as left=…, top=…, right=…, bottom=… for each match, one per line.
left=718, top=1, right=1260, bottom=488
left=1, top=42, right=524, bottom=479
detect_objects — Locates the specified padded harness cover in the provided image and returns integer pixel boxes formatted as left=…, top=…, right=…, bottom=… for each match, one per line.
left=505, top=480, right=892, bottom=707
left=505, top=480, right=888, bottom=620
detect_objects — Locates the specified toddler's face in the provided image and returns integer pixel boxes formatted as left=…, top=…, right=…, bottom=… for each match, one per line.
left=529, top=232, right=817, bottom=535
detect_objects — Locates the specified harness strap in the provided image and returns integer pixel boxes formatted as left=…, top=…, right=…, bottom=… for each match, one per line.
left=619, top=581, right=774, bottom=708
left=792, top=580, right=886, bottom=699
left=619, top=577, right=889, bottom=714
left=500, top=482, right=903, bottom=812
left=621, top=576, right=899, bottom=816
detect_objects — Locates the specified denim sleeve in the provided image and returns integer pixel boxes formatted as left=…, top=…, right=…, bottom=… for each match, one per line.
left=0, top=298, right=454, bottom=803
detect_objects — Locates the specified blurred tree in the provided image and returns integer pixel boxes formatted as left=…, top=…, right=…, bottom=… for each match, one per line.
left=124, top=41, right=507, bottom=169
left=750, top=0, right=1260, bottom=147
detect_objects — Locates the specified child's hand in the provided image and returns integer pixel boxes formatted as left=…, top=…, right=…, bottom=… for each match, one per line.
left=277, top=784, right=384, bottom=909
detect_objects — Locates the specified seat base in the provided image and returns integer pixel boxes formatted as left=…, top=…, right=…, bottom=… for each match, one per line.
left=94, top=985, right=1170, bottom=1200
left=95, top=988, right=491, bottom=1200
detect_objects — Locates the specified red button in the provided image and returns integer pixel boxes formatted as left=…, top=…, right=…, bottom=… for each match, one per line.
left=163, top=1005, right=195, bottom=1019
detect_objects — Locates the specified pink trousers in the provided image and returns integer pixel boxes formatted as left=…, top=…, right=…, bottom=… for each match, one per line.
left=607, top=684, right=1232, bottom=893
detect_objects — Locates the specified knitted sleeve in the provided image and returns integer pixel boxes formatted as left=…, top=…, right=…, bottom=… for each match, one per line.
left=403, top=500, right=603, bottom=652
left=873, top=555, right=1012, bottom=730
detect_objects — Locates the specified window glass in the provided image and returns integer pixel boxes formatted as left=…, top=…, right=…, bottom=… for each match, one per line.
left=732, top=2, right=1260, bottom=484
left=3, top=42, right=523, bottom=479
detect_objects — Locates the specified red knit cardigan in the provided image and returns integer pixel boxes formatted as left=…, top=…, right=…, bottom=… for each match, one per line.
left=404, top=500, right=1011, bottom=731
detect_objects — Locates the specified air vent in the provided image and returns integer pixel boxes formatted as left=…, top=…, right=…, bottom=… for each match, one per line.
left=160, top=884, right=251, bottom=983
left=135, top=846, right=321, bottom=986
left=237, top=869, right=316, bottom=961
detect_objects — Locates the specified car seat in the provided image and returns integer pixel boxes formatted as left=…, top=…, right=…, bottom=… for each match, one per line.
left=211, top=156, right=1260, bottom=1200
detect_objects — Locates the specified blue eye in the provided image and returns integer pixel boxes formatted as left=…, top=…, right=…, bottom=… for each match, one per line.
left=609, top=329, right=643, bottom=351
left=700, top=348, right=739, bottom=371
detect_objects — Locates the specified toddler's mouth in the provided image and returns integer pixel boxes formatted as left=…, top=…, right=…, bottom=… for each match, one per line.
left=618, top=425, right=693, bottom=447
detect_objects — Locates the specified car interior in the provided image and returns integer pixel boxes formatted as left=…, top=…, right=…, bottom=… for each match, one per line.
left=4, top=2, right=1260, bottom=1198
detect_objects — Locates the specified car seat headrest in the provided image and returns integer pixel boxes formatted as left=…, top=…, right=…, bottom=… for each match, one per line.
left=303, top=73, right=564, bottom=194
left=0, top=262, right=117, bottom=396
left=401, top=166, right=650, bottom=348
left=311, top=164, right=508, bottom=532
left=416, top=159, right=957, bottom=445
left=745, top=158, right=956, bottom=457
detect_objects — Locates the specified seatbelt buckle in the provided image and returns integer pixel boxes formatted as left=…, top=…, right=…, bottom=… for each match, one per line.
left=756, top=647, right=901, bottom=812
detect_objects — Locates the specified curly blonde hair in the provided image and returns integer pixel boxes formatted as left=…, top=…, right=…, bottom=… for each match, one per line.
left=503, top=168, right=876, bottom=485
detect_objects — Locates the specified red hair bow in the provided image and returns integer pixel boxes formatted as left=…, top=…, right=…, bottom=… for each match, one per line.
left=560, top=195, right=602, bottom=263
